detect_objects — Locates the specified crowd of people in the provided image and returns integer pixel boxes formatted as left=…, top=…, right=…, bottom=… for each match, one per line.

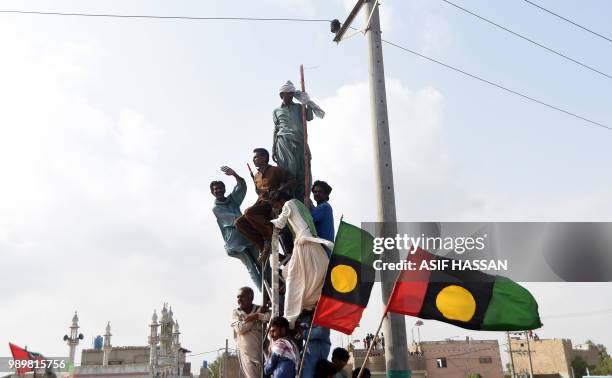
left=214, top=81, right=360, bottom=377
left=361, top=333, right=384, bottom=351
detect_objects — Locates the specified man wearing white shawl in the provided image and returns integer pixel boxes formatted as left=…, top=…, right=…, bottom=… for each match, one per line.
left=269, top=191, right=332, bottom=329
left=273, top=80, right=325, bottom=202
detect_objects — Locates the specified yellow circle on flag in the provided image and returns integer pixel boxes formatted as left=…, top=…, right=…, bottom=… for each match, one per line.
left=331, top=264, right=358, bottom=294
left=435, top=285, right=476, bottom=322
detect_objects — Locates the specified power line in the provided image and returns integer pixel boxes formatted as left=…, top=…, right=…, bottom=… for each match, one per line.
left=2, top=8, right=609, bottom=130
left=521, top=0, right=612, bottom=44
left=381, top=39, right=610, bottom=131
left=439, top=0, right=612, bottom=80
left=541, top=308, right=612, bottom=319
left=0, top=10, right=331, bottom=23
left=188, top=347, right=237, bottom=357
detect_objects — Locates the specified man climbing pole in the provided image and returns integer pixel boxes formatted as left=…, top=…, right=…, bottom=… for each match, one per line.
left=273, top=80, right=325, bottom=202
left=235, top=148, right=296, bottom=263
left=268, top=191, right=332, bottom=329
left=211, top=166, right=263, bottom=289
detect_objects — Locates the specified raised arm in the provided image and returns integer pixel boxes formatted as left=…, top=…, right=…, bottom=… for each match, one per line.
left=221, top=166, right=246, bottom=205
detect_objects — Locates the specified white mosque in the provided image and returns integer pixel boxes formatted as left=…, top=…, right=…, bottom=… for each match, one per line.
left=70, top=304, right=192, bottom=377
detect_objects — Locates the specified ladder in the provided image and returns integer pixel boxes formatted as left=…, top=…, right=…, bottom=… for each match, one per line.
left=262, top=228, right=292, bottom=317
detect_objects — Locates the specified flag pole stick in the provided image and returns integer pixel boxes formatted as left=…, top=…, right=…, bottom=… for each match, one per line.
left=247, top=163, right=258, bottom=197
left=357, top=309, right=388, bottom=378
left=358, top=255, right=407, bottom=378
left=300, top=64, right=310, bottom=204
left=297, top=322, right=314, bottom=378
left=247, top=163, right=255, bottom=181
left=296, top=300, right=322, bottom=378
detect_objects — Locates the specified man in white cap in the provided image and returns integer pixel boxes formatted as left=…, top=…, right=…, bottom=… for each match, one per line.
left=273, top=80, right=324, bottom=202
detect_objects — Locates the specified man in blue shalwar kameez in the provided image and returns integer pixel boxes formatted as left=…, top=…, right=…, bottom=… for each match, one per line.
left=309, top=180, right=335, bottom=247
left=211, top=166, right=263, bottom=289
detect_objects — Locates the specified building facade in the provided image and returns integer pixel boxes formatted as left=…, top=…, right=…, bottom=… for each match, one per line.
left=348, top=338, right=503, bottom=378
left=509, top=338, right=601, bottom=378
left=75, top=303, right=191, bottom=377
left=421, top=339, right=503, bottom=378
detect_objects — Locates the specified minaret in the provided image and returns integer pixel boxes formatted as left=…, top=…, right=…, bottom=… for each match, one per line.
left=64, top=311, right=82, bottom=365
left=102, top=322, right=112, bottom=366
left=149, top=310, right=159, bottom=369
left=159, top=304, right=171, bottom=357
left=172, top=319, right=181, bottom=375
left=167, top=306, right=175, bottom=359
left=172, top=320, right=180, bottom=350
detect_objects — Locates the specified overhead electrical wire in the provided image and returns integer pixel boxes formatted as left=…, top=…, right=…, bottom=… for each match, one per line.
left=440, top=0, right=612, bottom=80
left=521, top=0, right=612, bottom=44
left=0, top=10, right=330, bottom=22
left=188, top=347, right=237, bottom=357
left=0, top=8, right=608, bottom=130
left=540, top=308, right=612, bottom=319
left=381, top=39, right=610, bottom=130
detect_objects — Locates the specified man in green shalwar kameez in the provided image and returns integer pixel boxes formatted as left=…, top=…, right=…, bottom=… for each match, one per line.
left=273, top=80, right=325, bottom=202
left=211, top=166, right=263, bottom=289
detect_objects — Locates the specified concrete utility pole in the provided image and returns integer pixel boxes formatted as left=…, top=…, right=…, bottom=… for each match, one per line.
left=334, top=0, right=410, bottom=376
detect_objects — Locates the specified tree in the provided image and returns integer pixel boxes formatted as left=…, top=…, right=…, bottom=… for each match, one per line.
left=571, top=356, right=589, bottom=378
left=468, top=373, right=482, bottom=378
left=586, top=340, right=612, bottom=375
left=208, top=354, right=223, bottom=378
left=586, top=340, right=609, bottom=361
left=592, top=356, right=612, bottom=375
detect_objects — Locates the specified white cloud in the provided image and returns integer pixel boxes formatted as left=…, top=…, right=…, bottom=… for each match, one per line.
left=401, top=0, right=453, bottom=55
left=116, top=110, right=163, bottom=162
left=310, top=78, right=450, bottom=222
left=459, top=189, right=612, bottom=222
left=0, top=19, right=247, bottom=363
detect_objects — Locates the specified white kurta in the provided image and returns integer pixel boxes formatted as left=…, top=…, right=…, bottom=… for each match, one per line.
left=270, top=199, right=333, bottom=328
left=231, top=305, right=266, bottom=378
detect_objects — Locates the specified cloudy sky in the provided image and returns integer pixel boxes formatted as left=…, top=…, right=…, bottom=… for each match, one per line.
left=1, top=0, right=610, bottom=372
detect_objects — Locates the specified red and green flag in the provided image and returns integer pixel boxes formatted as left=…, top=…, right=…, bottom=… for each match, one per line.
left=9, top=342, right=44, bottom=375
left=387, top=248, right=542, bottom=331
left=312, top=221, right=376, bottom=334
